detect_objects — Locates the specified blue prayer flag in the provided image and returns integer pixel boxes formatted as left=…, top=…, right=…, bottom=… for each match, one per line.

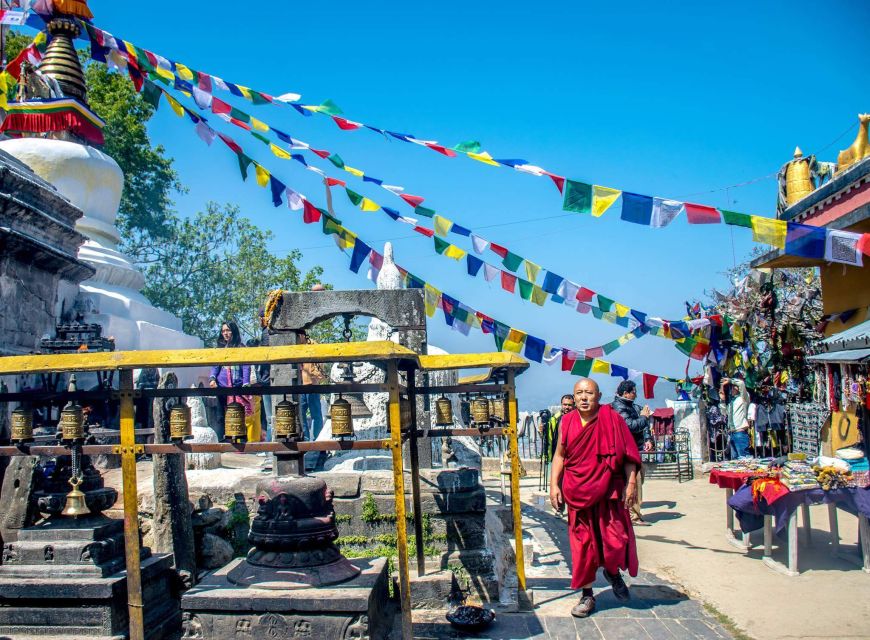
left=269, top=177, right=285, bottom=207
left=621, top=192, right=654, bottom=225
left=542, top=272, right=565, bottom=295
left=610, top=365, right=629, bottom=380
left=452, top=224, right=472, bottom=237
left=382, top=207, right=401, bottom=220
left=467, top=254, right=484, bottom=277
left=363, top=175, right=384, bottom=186
left=785, top=223, right=826, bottom=259
left=349, top=240, right=371, bottom=273
left=524, top=335, right=546, bottom=363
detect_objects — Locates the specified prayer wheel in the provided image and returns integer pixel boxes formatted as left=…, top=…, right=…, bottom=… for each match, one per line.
left=59, top=400, right=85, bottom=442
left=10, top=408, right=34, bottom=443
left=435, top=396, right=453, bottom=426
left=785, top=147, right=815, bottom=207
left=400, top=396, right=412, bottom=430
left=169, top=404, right=192, bottom=442
left=330, top=395, right=354, bottom=438
left=224, top=401, right=247, bottom=443
left=274, top=398, right=301, bottom=440
left=470, top=397, right=491, bottom=427
left=491, top=396, right=510, bottom=423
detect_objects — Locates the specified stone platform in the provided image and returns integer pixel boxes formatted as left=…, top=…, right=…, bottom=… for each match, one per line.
left=181, top=556, right=390, bottom=639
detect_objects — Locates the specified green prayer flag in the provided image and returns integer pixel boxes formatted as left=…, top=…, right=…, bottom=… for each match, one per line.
left=322, top=216, right=343, bottom=236
left=596, top=295, right=614, bottom=312
left=563, top=179, right=593, bottom=214
left=571, top=359, right=593, bottom=377
left=453, top=140, right=482, bottom=154
left=134, top=47, right=155, bottom=72
left=237, top=154, right=252, bottom=181
left=319, top=99, right=343, bottom=116
left=229, top=107, right=250, bottom=124
left=141, top=82, right=162, bottom=110
left=327, top=153, right=345, bottom=169
left=251, top=92, right=270, bottom=105
left=251, top=132, right=270, bottom=145
left=345, top=189, right=363, bottom=206
left=602, top=340, right=621, bottom=355
left=453, top=306, right=469, bottom=324
left=502, top=251, right=524, bottom=272
left=518, top=279, right=534, bottom=301
left=434, top=237, right=450, bottom=254
left=721, top=210, right=753, bottom=228
left=414, top=206, right=436, bottom=219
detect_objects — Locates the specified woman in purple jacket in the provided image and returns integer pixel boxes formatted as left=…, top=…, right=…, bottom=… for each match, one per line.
left=208, top=321, right=250, bottom=439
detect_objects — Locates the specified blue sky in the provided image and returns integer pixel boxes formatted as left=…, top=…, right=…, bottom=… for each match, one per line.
left=59, top=1, right=870, bottom=409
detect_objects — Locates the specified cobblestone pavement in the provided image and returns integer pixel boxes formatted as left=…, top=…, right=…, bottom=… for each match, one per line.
left=399, top=490, right=734, bottom=639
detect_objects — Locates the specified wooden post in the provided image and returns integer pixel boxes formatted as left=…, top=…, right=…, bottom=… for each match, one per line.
left=407, top=374, right=425, bottom=577
left=506, top=370, right=526, bottom=592
left=386, top=361, right=413, bottom=638
left=119, top=369, right=145, bottom=640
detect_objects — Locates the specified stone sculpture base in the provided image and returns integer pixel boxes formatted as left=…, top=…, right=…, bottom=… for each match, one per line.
left=181, top=556, right=391, bottom=639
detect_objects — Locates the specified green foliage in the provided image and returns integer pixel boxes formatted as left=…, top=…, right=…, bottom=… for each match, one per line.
left=3, top=31, right=29, bottom=66
left=335, top=513, right=353, bottom=524
left=360, top=493, right=380, bottom=523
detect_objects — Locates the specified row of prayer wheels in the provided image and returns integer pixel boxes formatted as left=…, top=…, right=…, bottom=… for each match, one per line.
left=10, top=400, right=89, bottom=444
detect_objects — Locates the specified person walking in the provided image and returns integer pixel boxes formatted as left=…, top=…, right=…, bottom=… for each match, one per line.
left=611, top=380, right=652, bottom=525
left=208, top=321, right=250, bottom=440
left=550, top=378, right=641, bottom=618
left=720, top=377, right=751, bottom=459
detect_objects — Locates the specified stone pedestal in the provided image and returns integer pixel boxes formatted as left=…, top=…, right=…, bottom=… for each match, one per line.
left=0, top=516, right=179, bottom=639
left=181, top=557, right=390, bottom=639
left=667, top=399, right=709, bottom=465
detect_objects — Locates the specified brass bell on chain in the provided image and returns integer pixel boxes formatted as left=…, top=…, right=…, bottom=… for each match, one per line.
left=11, top=407, right=34, bottom=443
left=470, top=396, right=491, bottom=427
left=224, top=401, right=247, bottom=443
left=61, top=475, right=90, bottom=518
left=435, top=396, right=454, bottom=427
left=274, top=397, right=301, bottom=440
left=169, top=404, right=192, bottom=442
left=330, top=394, right=354, bottom=438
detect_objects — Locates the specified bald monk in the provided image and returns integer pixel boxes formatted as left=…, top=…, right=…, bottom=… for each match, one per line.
left=549, top=378, right=642, bottom=617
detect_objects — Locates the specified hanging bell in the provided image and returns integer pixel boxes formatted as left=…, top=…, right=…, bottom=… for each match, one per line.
left=470, top=397, right=491, bottom=427
left=11, top=408, right=34, bottom=444
left=224, top=401, right=247, bottom=443
left=169, top=404, right=192, bottom=442
left=491, top=396, right=510, bottom=423
left=274, top=397, right=301, bottom=440
left=61, top=475, right=90, bottom=518
left=330, top=395, right=354, bottom=438
left=435, top=396, right=454, bottom=427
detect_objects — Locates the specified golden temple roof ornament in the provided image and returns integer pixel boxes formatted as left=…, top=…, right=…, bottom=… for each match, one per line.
left=36, top=0, right=94, bottom=104
left=836, top=113, right=870, bottom=174
left=784, top=146, right=814, bottom=208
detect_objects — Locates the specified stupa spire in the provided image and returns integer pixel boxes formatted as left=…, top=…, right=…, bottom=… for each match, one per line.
left=36, top=0, right=93, bottom=103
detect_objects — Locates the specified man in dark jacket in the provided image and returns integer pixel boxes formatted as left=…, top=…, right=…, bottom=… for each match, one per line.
left=612, top=380, right=652, bottom=525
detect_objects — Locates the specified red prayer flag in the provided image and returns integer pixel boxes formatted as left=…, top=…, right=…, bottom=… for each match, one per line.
left=211, top=97, right=232, bottom=115
left=333, top=116, right=362, bottom=130
left=369, top=251, right=384, bottom=270
left=400, top=194, right=425, bottom=208
left=325, top=177, right=346, bottom=187
left=302, top=200, right=321, bottom=224
left=229, top=117, right=251, bottom=131
left=585, top=347, right=604, bottom=359
left=500, top=271, right=517, bottom=293
left=859, top=233, right=870, bottom=256
left=561, top=351, right=575, bottom=371
left=546, top=173, right=566, bottom=194
left=217, top=133, right=242, bottom=154
left=145, top=51, right=159, bottom=70
left=197, top=72, right=213, bottom=93
left=310, top=148, right=331, bottom=159
left=684, top=202, right=722, bottom=224
left=642, top=374, right=658, bottom=399
left=576, top=287, right=595, bottom=303
left=489, top=243, right=509, bottom=259
left=413, top=226, right=435, bottom=237
left=424, top=143, right=457, bottom=157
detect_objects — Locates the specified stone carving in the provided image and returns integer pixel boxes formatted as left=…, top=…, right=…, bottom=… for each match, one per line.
left=43, top=545, right=54, bottom=562
left=442, top=437, right=457, bottom=468
left=344, top=615, right=369, bottom=639
left=186, top=390, right=221, bottom=470
left=181, top=612, right=203, bottom=639
left=2, top=544, right=17, bottom=563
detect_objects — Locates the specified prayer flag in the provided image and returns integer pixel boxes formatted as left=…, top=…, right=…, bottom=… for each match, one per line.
left=345, top=189, right=363, bottom=207
left=414, top=226, right=435, bottom=237
left=531, top=285, right=548, bottom=306
left=467, top=254, right=484, bottom=276
left=454, top=140, right=482, bottom=153
left=270, top=144, right=292, bottom=160
left=269, top=176, right=285, bottom=207
left=489, top=243, right=509, bottom=259
left=165, top=94, right=184, bottom=117
left=684, top=202, right=722, bottom=224
left=571, top=359, right=593, bottom=377
left=621, top=192, right=653, bottom=225
left=452, top=223, right=472, bottom=237
left=543, top=347, right=562, bottom=366
left=721, top=210, right=752, bottom=228
left=483, top=263, right=499, bottom=282
left=651, top=198, right=683, bottom=228
left=471, top=234, right=489, bottom=254
left=614, top=303, right=630, bottom=317
left=524, top=260, right=541, bottom=283
left=596, top=295, right=614, bottom=312
left=195, top=121, right=215, bottom=145
left=444, top=244, right=467, bottom=260
left=502, top=251, right=524, bottom=272
left=524, top=335, right=546, bottom=363
left=591, top=360, right=611, bottom=375
left=333, top=116, right=361, bottom=130
left=400, top=194, right=425, bottom=208
left=236, top=154, right=252, bottom=180
left=302, top=200, right=321, bottom=224
left=858, top=233, right=870, bottom=257
left=503, top=329, right=527, bottom=353
left=825, top=229, right=864, bottom=266
left=468, top=151, right=500, bottom=166
left=501, top=271, right=517, bottom=293
left=563, top=180, right=592, bottom=214
left=542, top=272, right=564, bottom=295
left=349, top=240, right=371, bottom=273
left=251, top=117, right=269, bottom=132
left=586, top=346, right=604, bottom=359
left=592, top=185, right=621, bottom=217
left=423, top=284, right=440, bottom=318
left=433, top=237, right=449, bottom=255
left=415, top=206, right=436, bottom=219
left=344, top=166, right=364, bottom=177
left=286, top=188, right=304, bottom=210
left=433, top=215, right=452, bottom=237
left=327, top=154, right=345, bottom=168
left=518, top=279, right=534, bottom=301
left=643, top=374, right=658, bottom=399
left=360, top=198, right=380, bottom=212
left=546, top=173, right=566, bottom=193
left=750, top=216, right=787, bottom=248
left=610, top=365, right=629, bottom=380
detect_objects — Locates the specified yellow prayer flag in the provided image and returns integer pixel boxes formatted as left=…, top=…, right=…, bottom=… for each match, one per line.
left=592, top=185, right=622, bottom=217
left=165, top=94, right=184, bottom=117
left=270, top=144, right=292, bottom=160
left=444, top=244, right=467, bottom=261
left=614, top=303, right=630, bottom=317
left=154, top=67, right=174, bottom=83
left=251, top=117, right=269, bottom=132
left=524, top=260, right=540, bottom=283
left=34, top=32, right=47, bottom=46
left=591, top=359, right=611, bottom=375
left=433, top=215, right=452, bottom=237
left=503, top=329, right=527, bottom=353
left=337, top=229, right=357, bottom=250
left=424, top=284, right=441, bottom=318
left=255, top=164, right=270, bottom=188
left=0, top=73, right=8, bottom=110
left=301, top=104, right=320, bottom=113
left=344, top=166, right=364, bottom=177
left=360, top=198, right=380, bottom=212
left=750, top=216, right=787, bottom=249
left=239, top=86, right=253, bottom=101
left=732, top=324, right=744, bottom=343
left=531, top=285, right=547, bottom=306
left=174, top=63, right=194, bottom=81
left=467, top=151, right=499, bottom=166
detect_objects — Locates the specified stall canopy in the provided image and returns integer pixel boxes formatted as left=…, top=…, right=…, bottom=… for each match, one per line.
left=807, top=318, right=870, bottom=363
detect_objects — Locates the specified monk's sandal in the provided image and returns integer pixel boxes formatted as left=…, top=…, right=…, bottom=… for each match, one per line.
left=571, top=595, right=596, bottom=618
left=605, top=571, right=630, bottom=601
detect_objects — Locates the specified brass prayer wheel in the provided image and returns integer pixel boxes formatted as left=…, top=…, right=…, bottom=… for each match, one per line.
left=491, top=396, right=510, bottom=423
left=224, top=401, right=247, bottom=443
left=274, top=398, right=301, bottom=440
left=330, top=395, right=354, bottom=438
left=470, top=397, right=491, bottom=427
left=59, top=400, right=85, bottom=442
left=435, top=396, right=454, bottom=426
left=11, top=408, right=34, bottom=443
left=169, top=404, right=192, bottom=442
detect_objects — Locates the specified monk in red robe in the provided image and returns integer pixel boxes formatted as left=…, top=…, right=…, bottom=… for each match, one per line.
left=549, top=378, right=641, bottom=617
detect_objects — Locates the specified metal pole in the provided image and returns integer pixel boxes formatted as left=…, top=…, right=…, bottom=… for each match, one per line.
left=407, top=373, right=426, bottom=577
left=119, top=369, right=145, bottom=640
left=387, top=361, right=413, bottom=638
left=506, top=369, right=525, bottom=592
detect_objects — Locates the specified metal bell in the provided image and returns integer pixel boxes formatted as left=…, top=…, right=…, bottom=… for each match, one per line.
left=330, top=395, right=354, bottom=438
left=224, top=401, right=247, bottom=443
left=274, top=397, right=301, bottom=440
left=61, top=475, right=90, bottom=518
left=435, top=396, right=454, bottom=427
left=11, top=408, right=34, bottom=443
left=169, top=404, right=192, bottom=442
left=470, top=397, right=491, bottom=427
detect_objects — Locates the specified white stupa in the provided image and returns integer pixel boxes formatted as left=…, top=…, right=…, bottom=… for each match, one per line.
left=0, top=0, right=201, bottom=369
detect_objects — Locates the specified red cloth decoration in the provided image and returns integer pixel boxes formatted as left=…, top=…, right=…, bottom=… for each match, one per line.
left=325, top=177, right=346, bottom=187
left=546, top=172, right=566, bottom=193
left=211, top=98, right=232, bottom=115
left=684, top=203, right=722, bottom=224
left=399, top=194, right=424, bottom=208
left=332, top=116, right=361, bottom=130
left=310, top=148, right=331, bottom=159
left=424, top=143, right=457, bottom=157
left=709, top=469, right=754, bottom=491
left=0, top=111, right=104, bottom=146
left=500, top=271, right=517, bottom=293
left=859, top=233, right=870, bottom=257
left=489, top=243, right=509, bottom=258
left=302, top=200, right=321, bottom=224
left=576, top=287, right=595, bottom=303
left=218, top=133, right=242, bottom=154
left=413, top=226, right=435, bottom=238
left=642, top=374, right=658, bottom=399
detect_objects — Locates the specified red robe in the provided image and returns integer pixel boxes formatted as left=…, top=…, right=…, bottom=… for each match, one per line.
left=560, top=404, right=641, bottom=588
